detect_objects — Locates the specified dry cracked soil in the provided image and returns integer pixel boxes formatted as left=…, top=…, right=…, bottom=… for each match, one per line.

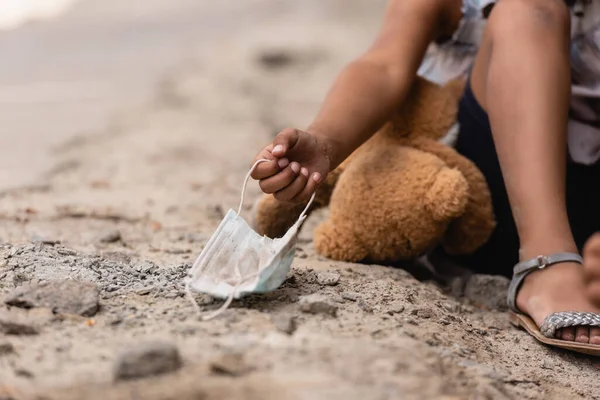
left=1, top=1, right=599, bottom=399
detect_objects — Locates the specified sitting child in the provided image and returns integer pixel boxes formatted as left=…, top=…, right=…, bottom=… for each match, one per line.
left=251, top=0, right=600, bottom=349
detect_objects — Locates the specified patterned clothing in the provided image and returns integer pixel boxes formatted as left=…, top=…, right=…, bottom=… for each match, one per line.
left=418, top=0, right=600, bottom=165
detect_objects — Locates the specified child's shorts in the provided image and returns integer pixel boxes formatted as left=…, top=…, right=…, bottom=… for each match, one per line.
left=446, top=79, right=600, bottom=277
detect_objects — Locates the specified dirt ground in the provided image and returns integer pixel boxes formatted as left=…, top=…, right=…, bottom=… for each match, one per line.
left=1, top=1, right=600, bottom=399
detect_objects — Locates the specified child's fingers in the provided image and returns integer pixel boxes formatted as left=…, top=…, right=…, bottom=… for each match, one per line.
left=250, top=144, right=284, bottom=180
left=291, top=171, right=322, bottom=203
left=252, top=157, right=289, bottom=180
left=258, top=162, right=300, bottom=194
left=274, top=167, right=309, bottom=202
left=272, top=128, right=300, bottom=157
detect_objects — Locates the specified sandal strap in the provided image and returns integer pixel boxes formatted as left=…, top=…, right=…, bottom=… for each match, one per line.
left=540, top=311, right=600, bottom=338
left=507, top=252, right=583, bottom=313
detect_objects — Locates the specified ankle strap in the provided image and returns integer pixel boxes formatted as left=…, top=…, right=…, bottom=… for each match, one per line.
left=507, top=252, right=583, bottom=313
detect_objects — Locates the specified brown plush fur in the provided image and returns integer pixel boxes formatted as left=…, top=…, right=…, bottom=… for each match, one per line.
left=252, top=77, right=496, bottom=263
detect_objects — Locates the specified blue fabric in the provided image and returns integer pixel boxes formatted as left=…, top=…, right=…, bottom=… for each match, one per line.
left=446, top=79, right=600, bottom=276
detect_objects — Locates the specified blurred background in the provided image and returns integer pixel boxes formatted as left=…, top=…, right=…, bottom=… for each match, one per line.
left=0, top=0, right=385, bottom=191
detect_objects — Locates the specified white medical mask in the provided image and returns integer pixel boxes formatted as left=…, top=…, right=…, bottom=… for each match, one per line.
left=185, top=159, right=315, bottom=320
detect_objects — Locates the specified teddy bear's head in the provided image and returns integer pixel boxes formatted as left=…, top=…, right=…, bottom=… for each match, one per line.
left=313, top=144, right=470, bottom=263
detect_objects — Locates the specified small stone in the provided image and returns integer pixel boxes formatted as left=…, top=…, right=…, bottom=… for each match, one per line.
left=0, top=343, right=15, bottom=356
left=114, top=341, right=182, bottom=381
left=14, top=368, right=34, bottom=378
left=210, top=353, right=252, bottom=377
left=163, top=291, right=181, bottom=299
left=316, top=272, right=340, bottom=286
left=296, top=253, right=308, bottom=259
left=541, top=360, right=553, bottom=370
left=387, top=301, right=405, bottom=315
left=30, top=235, right=60, bottom=245
left=341, top=292, right=361, bottom=302
left=135, top=287, right=153, bottom=296
left=165, top=248, right=189, bottom=255
left=405, top=289, right=418, bottom=304
left=442, top=303, right=458, bottom=313
left=357, top=299, right=373, bottom=313
left=102, top=251, right=132, bottom=263
left=464, top=274, right=510, bottom=311
left=272, top=314, right=297, bottom=335
left=0, top=313, right=38, bottom=335
left=96, top=229, right=122, bottom=244
left=4, top=280, right=100, bottom=317
left=108, top=316, right=124, bottom=326
left=186, top=233, right=205, bottom=243
left=106, top=285, right=119, bottom=293
left=415, top=308, right=434, bottom=319
left=299, top=294, right=338, bottom=317
left=257, top=50, right=295, bottom=69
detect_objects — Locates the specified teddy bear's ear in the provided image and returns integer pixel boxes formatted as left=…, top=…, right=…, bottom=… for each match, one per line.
left=424, top=167, right=469, bottom=222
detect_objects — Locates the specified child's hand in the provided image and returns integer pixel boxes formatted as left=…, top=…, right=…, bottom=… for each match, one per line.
left=251, top=128, right=331, bottom=203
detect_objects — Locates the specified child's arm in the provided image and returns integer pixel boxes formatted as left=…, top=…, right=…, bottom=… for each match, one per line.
left=251, top=0, right=462, bottom=203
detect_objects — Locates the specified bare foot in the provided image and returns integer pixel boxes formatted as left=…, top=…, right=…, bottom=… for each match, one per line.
left=516, top=234, right=600, bottom=344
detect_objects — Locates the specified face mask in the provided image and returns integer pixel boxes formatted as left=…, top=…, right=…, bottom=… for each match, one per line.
left=185, top=159, right=315, bottom=320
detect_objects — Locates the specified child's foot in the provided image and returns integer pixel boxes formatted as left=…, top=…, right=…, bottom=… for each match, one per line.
left=516, top=234, right=600, bottom=344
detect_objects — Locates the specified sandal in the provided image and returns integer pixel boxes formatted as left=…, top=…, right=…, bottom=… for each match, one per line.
left=507, top=252, right=600, bottom=356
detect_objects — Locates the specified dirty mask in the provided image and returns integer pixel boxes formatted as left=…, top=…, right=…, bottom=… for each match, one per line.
left=185, top=159, right=315, bottom=320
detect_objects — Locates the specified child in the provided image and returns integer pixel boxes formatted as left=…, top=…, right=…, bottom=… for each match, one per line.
left=251, top=0, right=600, bottom=349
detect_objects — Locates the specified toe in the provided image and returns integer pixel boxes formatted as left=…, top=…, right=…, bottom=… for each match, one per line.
left=560, top=327, right=576, bottom=341
left=583, top=233, right=600, bottom=280
left=590, top=327, right=600, bottom=345
left=575, top=326, right=590, bottom=343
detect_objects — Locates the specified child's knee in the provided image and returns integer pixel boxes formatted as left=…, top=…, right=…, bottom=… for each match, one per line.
left=486, top=0, right=570, bottom=39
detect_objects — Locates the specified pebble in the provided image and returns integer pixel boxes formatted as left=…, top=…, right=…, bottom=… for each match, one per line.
left=30, top=235, right=60, bottom=245
left=357, top=299, right=373, bottom=313
left=414, top=308, right=434, bottom=319
left=341, top=291, right=361, bottom=302
left=442, top=303, right=458, bottom=313
left=271, top=314, right=297, bottom=335
left=299, top=294, right=338, bottom=317
left=0, top=313, right=38, bottom=335
left=257, top=50, right=295, bottom=69
left=386, top=301, right=405, bottom=315
left=96, top=229, right=122, bottom=244
left=114, top=341, right=182, bottom=381
left=316, top=272, right=340, bottom=286
left=4, top=280, right=100, bottom=317
left=463, top=274, right=510, bottom=311
left=210, top=353, right=252, bottom=377
left=135, top=287, right=153, bottom=296
left=186, top=233, right=205, bottom=243
left=0, top=342, right=15, bottom=356
left=14, top=368, right=34, bottom=379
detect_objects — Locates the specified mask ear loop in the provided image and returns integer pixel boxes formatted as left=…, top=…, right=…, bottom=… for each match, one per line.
left=187, top=158, right=317, bottom=320
left=238, top=159, right=316, bottom=220
left=186, top=261, right=260, bottom=321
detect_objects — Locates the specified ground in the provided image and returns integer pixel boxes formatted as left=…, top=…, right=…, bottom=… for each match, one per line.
left=0, top=1, right=599, bottom=399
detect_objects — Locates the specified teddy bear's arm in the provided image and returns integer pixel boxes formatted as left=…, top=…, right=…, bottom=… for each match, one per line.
left=251, top=163, right=347, bottom=238
left=408, top=136, right=496, bottom=254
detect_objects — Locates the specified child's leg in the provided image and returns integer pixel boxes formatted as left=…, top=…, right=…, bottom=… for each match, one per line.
left=469, top=0, right=600, bottom=343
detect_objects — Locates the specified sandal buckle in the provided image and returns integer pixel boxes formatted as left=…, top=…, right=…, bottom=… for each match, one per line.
left=536, top=255, right=548, bottom=269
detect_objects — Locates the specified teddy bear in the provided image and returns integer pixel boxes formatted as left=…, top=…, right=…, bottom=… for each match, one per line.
left=252, top=76, right=496, bottom=264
